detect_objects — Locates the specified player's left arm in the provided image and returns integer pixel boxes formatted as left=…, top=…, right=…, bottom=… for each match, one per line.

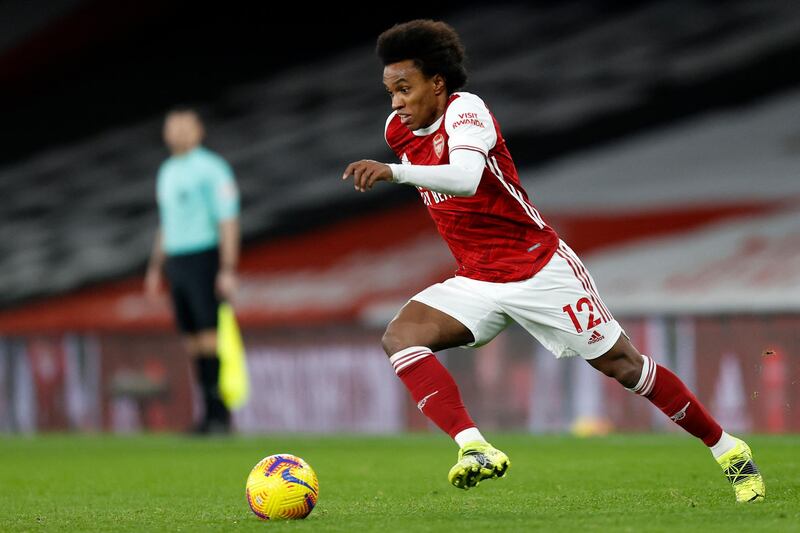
left=445, top=94, right=497, bottom=159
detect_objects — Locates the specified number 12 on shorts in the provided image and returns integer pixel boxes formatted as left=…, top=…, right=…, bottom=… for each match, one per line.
left=562, top=297, right=604, bottom=333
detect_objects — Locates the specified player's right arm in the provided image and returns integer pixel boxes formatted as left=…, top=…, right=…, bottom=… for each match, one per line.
left=342, top=149, right=484, bottom=195
left=387, top=149, right=483, bottom=195
left=341, top=159, right=394, bottom=192
left=382, top=92, right=497, bottom=196
left=343, top=97, right=493, bottom=195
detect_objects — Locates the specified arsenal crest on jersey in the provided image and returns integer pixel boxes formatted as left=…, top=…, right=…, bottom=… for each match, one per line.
left=433, top=133, right=445, bottom=158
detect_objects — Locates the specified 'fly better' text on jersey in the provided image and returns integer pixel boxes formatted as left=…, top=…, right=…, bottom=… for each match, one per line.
left=384, top=92, right=559, bottom=283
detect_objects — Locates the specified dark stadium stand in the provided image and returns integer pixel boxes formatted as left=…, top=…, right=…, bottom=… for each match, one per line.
left=1, top=0, right=800, bottom=306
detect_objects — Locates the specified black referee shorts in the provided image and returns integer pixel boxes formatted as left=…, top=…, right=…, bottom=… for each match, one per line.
left=164, top=248, right=220, bottom=333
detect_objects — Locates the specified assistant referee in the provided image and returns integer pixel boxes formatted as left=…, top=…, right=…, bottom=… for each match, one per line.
left=145, top=108, right=240, bottom=434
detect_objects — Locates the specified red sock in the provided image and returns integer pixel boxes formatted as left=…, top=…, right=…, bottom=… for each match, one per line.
left=630, top=354, right=722, bottom=446
left=390, top=346, right=476, bottom=438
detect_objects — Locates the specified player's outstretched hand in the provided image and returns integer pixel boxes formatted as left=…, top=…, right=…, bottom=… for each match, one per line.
left=342, top=160, right=393, bottom=192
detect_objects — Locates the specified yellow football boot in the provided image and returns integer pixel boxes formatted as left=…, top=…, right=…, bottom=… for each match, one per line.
left=448, top=441, right=510, bottom=490
left=716, top=438, right=765, bottom=503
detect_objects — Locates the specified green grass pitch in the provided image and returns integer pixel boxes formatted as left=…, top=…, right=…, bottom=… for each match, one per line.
left=1, top=434, right=798, bottom=532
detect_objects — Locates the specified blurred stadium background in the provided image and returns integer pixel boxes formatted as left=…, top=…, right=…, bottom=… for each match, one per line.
left=0, top=0, right=799, bottom=437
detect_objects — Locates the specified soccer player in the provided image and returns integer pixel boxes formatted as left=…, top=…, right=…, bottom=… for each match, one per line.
left=145, top=108, right=240, bottom=434
left=342, top=20, right=764, bottom=502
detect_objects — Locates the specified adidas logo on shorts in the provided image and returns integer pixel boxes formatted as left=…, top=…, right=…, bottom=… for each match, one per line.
left=588, top=330, right=605, bottom=345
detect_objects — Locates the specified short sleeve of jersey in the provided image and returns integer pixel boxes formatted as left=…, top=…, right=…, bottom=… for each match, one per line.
left=445, top=93, right=497, bottom=156
left=207, top=156, right=239, bottom=221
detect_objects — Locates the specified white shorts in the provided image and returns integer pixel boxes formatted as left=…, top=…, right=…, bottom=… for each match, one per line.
left=411, top=241, right=622, bottom=360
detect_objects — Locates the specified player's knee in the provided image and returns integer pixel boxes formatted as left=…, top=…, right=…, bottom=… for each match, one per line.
left=381, top=321, right=420, bottom=357
left=381, top=326, right=403, bottom=357
left=609, top=354, right=643, bottom=388
left=591, top=349, right=643, bottom=388
left=615, top=363, right=642, bottom=388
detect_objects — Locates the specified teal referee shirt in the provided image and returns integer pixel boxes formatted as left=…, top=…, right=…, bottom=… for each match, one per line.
left=157, top=146, right=240, bottom=255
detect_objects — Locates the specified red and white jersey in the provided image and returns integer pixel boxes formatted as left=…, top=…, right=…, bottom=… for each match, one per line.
left=385, top=92, right=559, bottom=283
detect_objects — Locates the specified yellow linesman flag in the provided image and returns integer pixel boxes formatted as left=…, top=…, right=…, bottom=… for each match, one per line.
left=218, top=303, right=250, bottom=410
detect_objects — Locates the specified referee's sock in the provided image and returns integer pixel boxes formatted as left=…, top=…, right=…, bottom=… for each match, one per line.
left=195, top=356, right=230, bottom=427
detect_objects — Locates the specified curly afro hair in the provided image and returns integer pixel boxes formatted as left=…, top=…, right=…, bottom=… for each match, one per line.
left=376, top=19, right=467, bottom=93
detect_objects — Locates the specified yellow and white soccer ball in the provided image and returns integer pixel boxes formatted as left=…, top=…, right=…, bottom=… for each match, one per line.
left=246, top=453, right=319, bottom=520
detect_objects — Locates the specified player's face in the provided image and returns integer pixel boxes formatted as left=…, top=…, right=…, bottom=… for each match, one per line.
left=383, top=60, right=445, bottom=131
left=163, top=112, right=204, bottom=154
